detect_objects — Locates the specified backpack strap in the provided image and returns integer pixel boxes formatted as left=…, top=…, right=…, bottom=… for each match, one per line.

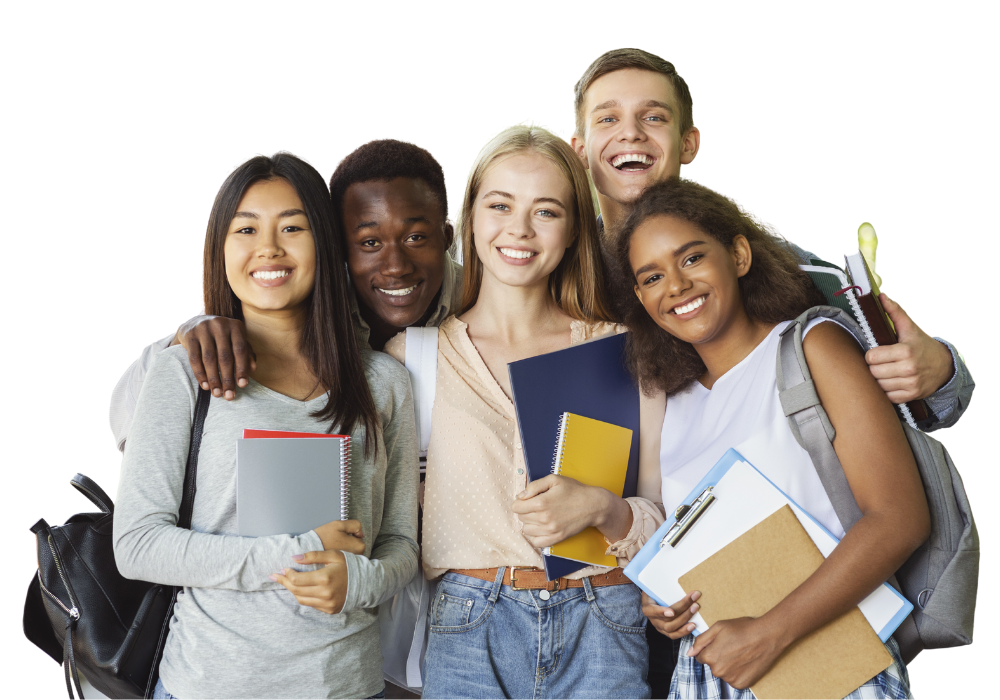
left=404, top=327, right=439, bottom=458
left=776, top=305, right=866, bottom=532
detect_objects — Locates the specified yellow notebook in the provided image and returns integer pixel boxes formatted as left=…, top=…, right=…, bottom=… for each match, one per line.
left=543, top=413, right=633, bottom=567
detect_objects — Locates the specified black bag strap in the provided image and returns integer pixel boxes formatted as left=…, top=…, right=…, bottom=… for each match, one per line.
left=178, top=388, right=211, bottom=529
left=69, top=475, right=114, bottom=515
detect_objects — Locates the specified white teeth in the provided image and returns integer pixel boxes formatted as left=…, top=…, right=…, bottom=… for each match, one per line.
left=252, top=270, right=290, bottom=280
left=499, top=248, right=537, bottom=260
left=378, top=285, right=417, bottom=297
left=612, top=153, right=653, bottom=168
left=673, top=296, right=706, bottom=314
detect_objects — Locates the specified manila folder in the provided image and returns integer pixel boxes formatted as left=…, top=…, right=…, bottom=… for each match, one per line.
left=678, top=505, right=891, bottom=699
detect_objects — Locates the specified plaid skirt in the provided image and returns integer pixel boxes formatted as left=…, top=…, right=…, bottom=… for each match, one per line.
left=668, top=634, right=911, bottom=699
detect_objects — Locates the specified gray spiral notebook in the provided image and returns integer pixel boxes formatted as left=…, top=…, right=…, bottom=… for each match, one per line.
left=236, top=429, right=350, bottom=537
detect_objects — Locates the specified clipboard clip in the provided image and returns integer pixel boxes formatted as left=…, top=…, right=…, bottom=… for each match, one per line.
left=660, top=486, right=716, bottom=548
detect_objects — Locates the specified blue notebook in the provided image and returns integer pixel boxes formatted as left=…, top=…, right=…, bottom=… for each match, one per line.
left=508, top=332, right=640, bottom=580
left=623, top=448, right=912, bottom=642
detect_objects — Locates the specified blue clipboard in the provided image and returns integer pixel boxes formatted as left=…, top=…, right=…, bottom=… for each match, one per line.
left=624, top=448, right=912, bottom=642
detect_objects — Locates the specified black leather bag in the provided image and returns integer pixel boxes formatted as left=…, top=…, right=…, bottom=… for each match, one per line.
left=23, top=388, right=210, bottom=699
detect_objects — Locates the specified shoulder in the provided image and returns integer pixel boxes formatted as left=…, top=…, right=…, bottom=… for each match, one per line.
left=384, top=332, right=406, bottom=364
left=571, top=320, right=622, bottom=344
left=361, top=349, right=412, bottom=413
left=801, top=320, right=867, bottom=374
left=147, top=345, right=200, bottom=390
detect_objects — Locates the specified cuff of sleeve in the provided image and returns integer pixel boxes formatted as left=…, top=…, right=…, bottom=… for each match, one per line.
left=604, top=498, right=664, bottom=563
left=925, top=338, right=960, bottom=419
left=339, top=551, right=361, bottom=614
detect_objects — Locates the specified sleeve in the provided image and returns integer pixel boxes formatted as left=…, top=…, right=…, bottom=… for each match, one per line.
left=110, top=332, right=175, bottom=452
left=605, top=496, right=666, bottom=564
left=112, top=349, right=324, bottom=591
left=339, top=364, right=420, bottom=612
left=922, top=338, right=975, bottom=432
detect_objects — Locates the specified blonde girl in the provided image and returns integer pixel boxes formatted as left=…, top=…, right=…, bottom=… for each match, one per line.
left=385, top=126, right=663, bottom=699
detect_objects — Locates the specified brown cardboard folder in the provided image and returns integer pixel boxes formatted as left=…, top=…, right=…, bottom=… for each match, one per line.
left=678, top=505, right=892, bottom=699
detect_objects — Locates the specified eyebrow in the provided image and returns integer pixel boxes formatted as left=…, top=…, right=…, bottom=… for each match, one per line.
left=355, top=215, right=432, bottom=231
left=591, top=99, right=674, bottom=115
left=233, top=208, right=306, bottom=220
left=633, top=240, right=707, bottom=277
left=482, top=190, right=566, bottom=209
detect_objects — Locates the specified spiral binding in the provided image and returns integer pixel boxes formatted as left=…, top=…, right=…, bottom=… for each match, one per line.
left=550, top=413, right=571, bottom=476
left=340, top=437, right=351, bottom=520
left=843, top=287, right=919, bottom=431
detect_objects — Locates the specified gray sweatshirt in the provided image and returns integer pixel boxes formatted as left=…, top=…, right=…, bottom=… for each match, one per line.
left=113, top=345, right=418, bottom=699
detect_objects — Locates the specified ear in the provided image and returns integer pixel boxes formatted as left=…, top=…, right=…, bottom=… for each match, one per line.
left=679, top=126, right=701, bottom=166
left=570, top=135, right=591, bottom=170
left=443, top=221, right=455, bottom=250
left=634, top=284, right=643, bottom=302
left=732, top=234, right=752, bottom=278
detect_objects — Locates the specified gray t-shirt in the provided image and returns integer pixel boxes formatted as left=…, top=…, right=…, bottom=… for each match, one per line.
left=113, top=345, right=418, bottom=699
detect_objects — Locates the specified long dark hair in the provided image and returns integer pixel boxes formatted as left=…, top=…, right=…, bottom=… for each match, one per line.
left=203, top=152, right=379, bottom=452
left=612, top=178, right=825, bottom=396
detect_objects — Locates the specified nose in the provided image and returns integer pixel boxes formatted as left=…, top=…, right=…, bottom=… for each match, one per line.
left=379, top=240, right=415, bottom=277
left=256, top=225, right=284, bottom=258
left=505, top=208, right=535, bottom=240
left=664, top=267, right=691, bottom=298
left=618, top=113, right=647, bottom=143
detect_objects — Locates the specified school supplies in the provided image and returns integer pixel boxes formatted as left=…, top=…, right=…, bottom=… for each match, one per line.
left=237, top=429, right=350, bottom=536
left=777, top=306, right=979, bottom=660
left=679, top=505, right=892, bottom=700
left=798, top=255, right=930, bottom=429
left=541, top=413, right=632, bottom=567
left=508, top=332, right=641, bottom=580
left=624, top=449, right=912, bottom=641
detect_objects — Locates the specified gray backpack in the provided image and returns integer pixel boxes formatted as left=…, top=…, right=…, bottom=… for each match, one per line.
left=776, top=306, right=979, bottom=663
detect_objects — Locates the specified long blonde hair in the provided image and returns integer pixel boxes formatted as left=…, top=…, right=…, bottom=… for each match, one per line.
left=457, top=125, right=611, bottom=322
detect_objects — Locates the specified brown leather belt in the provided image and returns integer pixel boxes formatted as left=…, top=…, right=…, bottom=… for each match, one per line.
left=449, top=566, right=631, bottom=591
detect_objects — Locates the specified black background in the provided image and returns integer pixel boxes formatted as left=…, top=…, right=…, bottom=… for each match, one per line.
left=23, top=39, right=987, bottom=697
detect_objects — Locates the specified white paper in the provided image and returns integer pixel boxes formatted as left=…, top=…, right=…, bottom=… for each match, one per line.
left=637, top=460, right=907, bottom=638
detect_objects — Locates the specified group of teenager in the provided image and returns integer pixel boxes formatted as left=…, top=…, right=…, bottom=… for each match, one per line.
left=108, top=48, right=975, bottom=699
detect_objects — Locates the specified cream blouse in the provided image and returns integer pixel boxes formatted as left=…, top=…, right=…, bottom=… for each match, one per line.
left=385, top=315, right=665, bottom=580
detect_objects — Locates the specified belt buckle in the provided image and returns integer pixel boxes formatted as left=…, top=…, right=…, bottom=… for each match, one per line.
left=509, top=567, right=558, bottom=591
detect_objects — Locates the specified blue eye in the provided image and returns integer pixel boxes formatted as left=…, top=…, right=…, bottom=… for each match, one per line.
left=489, top=203, right=510, bottom=211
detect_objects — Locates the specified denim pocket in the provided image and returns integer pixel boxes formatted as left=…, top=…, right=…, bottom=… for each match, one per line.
left=429, top=577, right=494, bottom=632
left=589, top=584, right=647, bottom=634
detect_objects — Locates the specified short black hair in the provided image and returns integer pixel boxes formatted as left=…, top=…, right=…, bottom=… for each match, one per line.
left=329, top=139, right=448, bottom=221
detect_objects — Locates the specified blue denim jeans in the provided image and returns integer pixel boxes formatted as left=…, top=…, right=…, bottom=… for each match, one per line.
left=153, top=680, right=385, bottom=700
left=422, top=568, right=650, bottom=699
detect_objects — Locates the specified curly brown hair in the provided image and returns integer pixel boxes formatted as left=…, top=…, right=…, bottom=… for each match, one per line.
left=612, top=179, right=825, bottom=396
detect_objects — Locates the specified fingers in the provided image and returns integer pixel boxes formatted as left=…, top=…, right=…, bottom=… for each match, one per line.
left=865, top=343, right=911, bottom=368
left=516, top=475, right=558, bottom=501
left=688, top=623, right=718, bottom=657
left=292, top=549, right=350, bottom=566
left=314, top=520, right=366, bottom=553
left=643, top=591, right=702, bottom=639
left=231, top=326, right=256, bottom=389
left=179, top=317, right=252, bottom=400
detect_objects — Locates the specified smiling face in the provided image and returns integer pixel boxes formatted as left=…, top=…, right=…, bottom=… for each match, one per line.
left=573, top=69, right=699, bottom=208
left=342, top=177, right=449, bottom=331
left=224, top=178, right=316, bottom=316
left=472, top=151, right=575, bottom=291
left=629, top=214, right=752, bottom=347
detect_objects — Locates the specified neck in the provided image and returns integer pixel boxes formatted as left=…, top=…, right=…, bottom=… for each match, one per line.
left=241, top=303, right=309, bottom=371
left=597, top=193, right=631, bottom=245
left=464, top=273, right=566, bottom=343
left=694, top=307, right=776, bottom=389
left=358, top=289, right=440, bottom=351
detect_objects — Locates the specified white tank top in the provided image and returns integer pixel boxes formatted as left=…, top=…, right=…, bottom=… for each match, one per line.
left=659, top=318, right=855, bottom=539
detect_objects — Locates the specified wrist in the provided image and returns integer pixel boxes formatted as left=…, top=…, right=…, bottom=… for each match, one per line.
left=756, top=610, right=796, bottom=655
left=930, top=339, right=955, bottom=394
